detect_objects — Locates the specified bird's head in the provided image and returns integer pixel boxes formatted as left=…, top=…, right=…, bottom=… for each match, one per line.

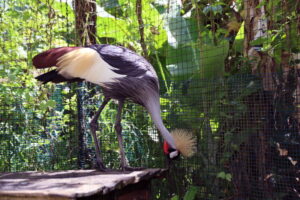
left=163, top=129, right=197, bottom=160
left=163, top=141, right=180, bottom=160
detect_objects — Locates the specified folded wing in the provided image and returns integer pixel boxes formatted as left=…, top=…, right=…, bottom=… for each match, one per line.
left=32, top=46, right=125, bottom=85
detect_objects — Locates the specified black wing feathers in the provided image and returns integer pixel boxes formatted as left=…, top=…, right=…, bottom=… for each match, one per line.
left=89, top=44, right=157, bottom=78
left=36, top=70, right=83, bottom=84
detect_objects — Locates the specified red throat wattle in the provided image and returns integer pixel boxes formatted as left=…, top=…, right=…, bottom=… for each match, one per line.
left=163, top=141, right=169, bottom=155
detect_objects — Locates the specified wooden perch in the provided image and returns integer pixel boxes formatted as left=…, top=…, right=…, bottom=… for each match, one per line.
left=0, top=168, right=167, bottom=200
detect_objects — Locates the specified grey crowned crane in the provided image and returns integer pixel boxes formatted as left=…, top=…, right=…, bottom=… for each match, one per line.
left=32, top=44, right=196, bottom=171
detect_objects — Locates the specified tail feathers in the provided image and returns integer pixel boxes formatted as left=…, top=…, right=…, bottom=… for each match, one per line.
left=32, top=47, right=80, bottom=68
left=36, top=70, right=83, bottom=84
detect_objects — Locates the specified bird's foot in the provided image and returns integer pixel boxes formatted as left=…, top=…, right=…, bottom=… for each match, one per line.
left=122, top=165, right=145, bottom=171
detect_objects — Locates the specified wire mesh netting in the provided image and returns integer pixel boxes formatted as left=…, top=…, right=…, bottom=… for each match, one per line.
left=1, top=0, right=300, bottom=199
left=0, top=0, right=80, bottom=171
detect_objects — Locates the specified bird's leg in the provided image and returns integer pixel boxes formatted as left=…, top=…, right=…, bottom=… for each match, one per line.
left=90, top=97, right=111, bottom=171
left=115, top=100, right=144, bottom=171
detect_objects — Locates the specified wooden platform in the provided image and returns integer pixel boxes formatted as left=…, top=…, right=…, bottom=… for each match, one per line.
left=0, top=168, right=166, bottom=200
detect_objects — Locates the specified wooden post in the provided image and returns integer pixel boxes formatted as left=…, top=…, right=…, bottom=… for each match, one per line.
left=74, top=0, right=97, bottom=168
left=75, top=0, right=97, bottom=46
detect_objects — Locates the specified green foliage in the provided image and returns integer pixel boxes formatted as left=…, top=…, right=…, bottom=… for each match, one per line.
left=183, top=186, right=199, bottom=200
left=203, top=3, right=224, bottom=16
left=0, top=0, right=77, bottom=171
left=217, top=172, right=232, bottom=182
left=171, top=186, right=199, bottom=200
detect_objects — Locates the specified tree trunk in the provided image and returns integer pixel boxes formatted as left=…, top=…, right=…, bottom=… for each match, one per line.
left=135, top=0, right=148, bottom=60
left=230, top=0, right=300, bottom=199
left=74, top=0, right=97, bottom=169
left=229, top=0, right=274, bottom=198
left=75, top=0, right=97, bottom=46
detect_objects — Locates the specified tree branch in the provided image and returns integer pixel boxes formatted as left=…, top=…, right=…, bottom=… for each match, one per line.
left=135, top=0, right=149, bottom=60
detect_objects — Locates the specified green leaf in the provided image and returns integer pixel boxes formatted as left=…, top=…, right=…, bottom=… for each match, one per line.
left=199, top=39, right=229, bottom=79
left=217, top=171, right=226, bottom=179
left=226, top=173, right=232, bottom=181
left=250, top=37, right=269, bottom=46
left=160, top=1, right=200, bottom=80
left=233, top=22, right=244, bottom=52
left=217, top=172, right=232, bottom=182
left=171, top=195, right=179, bottom=200
left=183, top=186, right=199, bottom=200
left=46, top=100, right=57, bottom=108
left=210, top=119, right=219, bottom=133
left=97, top=17, right=128, bottom=44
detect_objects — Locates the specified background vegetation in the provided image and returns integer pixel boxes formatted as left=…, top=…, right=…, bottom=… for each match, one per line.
left=0, top=0, right=299, bottom=199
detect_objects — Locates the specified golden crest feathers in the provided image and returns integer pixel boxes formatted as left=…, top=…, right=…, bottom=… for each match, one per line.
left=171, top=129, right=197, bottom=157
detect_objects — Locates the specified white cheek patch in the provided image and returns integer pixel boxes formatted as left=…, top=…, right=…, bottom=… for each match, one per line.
left=169, top=151, right=179, bottom=159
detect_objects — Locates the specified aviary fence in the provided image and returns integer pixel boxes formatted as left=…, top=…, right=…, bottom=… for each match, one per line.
left=0, top=0, right=299, bottom=199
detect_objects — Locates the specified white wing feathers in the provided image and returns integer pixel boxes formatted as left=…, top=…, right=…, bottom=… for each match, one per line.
left=57, top=48, right=125, bottom=85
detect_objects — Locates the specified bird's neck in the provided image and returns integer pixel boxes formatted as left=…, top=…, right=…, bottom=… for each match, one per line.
left=145, top=95, right=176, bottom=149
